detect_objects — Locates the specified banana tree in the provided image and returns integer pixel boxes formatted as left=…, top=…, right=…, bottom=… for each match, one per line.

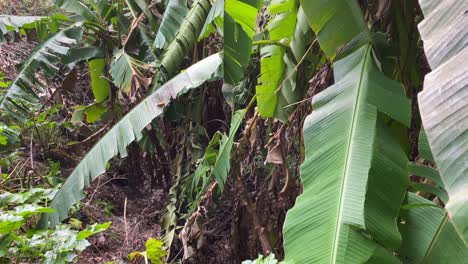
left=231, top=0, right=468, bottom=262
left=417, top=0, right=468, bottom=244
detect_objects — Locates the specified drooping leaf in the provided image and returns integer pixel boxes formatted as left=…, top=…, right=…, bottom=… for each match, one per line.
left=407, top=162, right=444, bottom=189
left=0, top=25, right=83, bottom=122
left=188, top=109, right=246, bottom=211
left=0, top=15, right=45, bottom=32
left=153, top=0, right=189, bottom=50
left=256, top=45, right=284, bottom=117
left=225, top=0, right=258, bottom=38
left=0, top=14, right=72, bottom=40
left=418, top=128, right=434, bottom=162
left=417, top=0, right=468, bottom=244
left=133, top=0, right=159, bottom=31
left=122, top=0, right=157, bottom=62
left=38, top=53, right=222, bottom=228
left=398, top=193, right=468, bottom=263
left=406, top=133, right=448, bottom=204
left=410, top=183, right=448, bottom=204
left=283, top=45, right=410, bottom=263
left=289, top=7, right=312, bottom=62
left=224, top=13, right=253, bottom=85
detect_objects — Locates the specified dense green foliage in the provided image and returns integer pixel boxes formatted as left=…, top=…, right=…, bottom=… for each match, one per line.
left=0, top=0, right=467, bottom=263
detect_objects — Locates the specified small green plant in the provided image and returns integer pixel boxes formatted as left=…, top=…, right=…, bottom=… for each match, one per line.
left=0, top=72, right=9, bottom=89
left=128, top=238, right=167, bottom=264
left=0, top=187, right=111, bottom=263
left=22, top=104, right=76, bottom=150
left=95, top=199, right=115, bottom=217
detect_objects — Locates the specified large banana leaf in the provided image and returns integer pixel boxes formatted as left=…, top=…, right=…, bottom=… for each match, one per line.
left=299, top=0, right=369, bottom=59
left=417, top=0, right=468, bottom=243
left=38, top=53, right=222, bottom=228
left=0, top=25, right=83, bottom=122
left=283, top=45, right=410, bottom=263
left=398, top=193, right=468, bottom=263
left=153, top=0, right=189, bottom=51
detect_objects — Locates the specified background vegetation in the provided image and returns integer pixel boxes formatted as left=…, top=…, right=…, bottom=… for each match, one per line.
left=0, top=0, right=467, bottom=263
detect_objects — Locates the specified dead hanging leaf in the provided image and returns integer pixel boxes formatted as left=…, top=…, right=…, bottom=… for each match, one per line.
left=265, top=125, right=285, bottom=165
left=246, top=110, right=259, bottom=146
left=266, top=145, right=283, bottom=164
left=180, top=212, right=201, bottom=260
left=59, top=68, right=78, bottom=95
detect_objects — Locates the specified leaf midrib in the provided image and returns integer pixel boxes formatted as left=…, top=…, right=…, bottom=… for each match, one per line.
left=421, top=213, right=448, bottom=262
left=331, top=45, right=371, bottom=263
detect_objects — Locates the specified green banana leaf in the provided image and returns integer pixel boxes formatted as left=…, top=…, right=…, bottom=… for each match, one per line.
left=255, top=0, right=298, bottom=118
left=398, top=193, right=468, bottom=263
left=283, top=45, right=410, bottom=263
left=153, top=0, right=189, bottom=50
left=160, top=0, right=212, bottom=76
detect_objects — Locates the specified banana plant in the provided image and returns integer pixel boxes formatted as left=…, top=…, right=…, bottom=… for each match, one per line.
left=280, top=0, right=468, bottom=262
left=0, top=25, right=83, bottom=121
left=0, top=0, right=220, bottom=227
left=281, top=0, right=411, bottom=263
left=416, top=0, right=468, bottom=244
left=39, top=53, right=222, bottom=227
left=283, top=43, right=410, bottom=263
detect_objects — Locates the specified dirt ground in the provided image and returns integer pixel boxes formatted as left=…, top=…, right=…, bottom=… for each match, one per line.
left=77, top=171, right=167, bottom=263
